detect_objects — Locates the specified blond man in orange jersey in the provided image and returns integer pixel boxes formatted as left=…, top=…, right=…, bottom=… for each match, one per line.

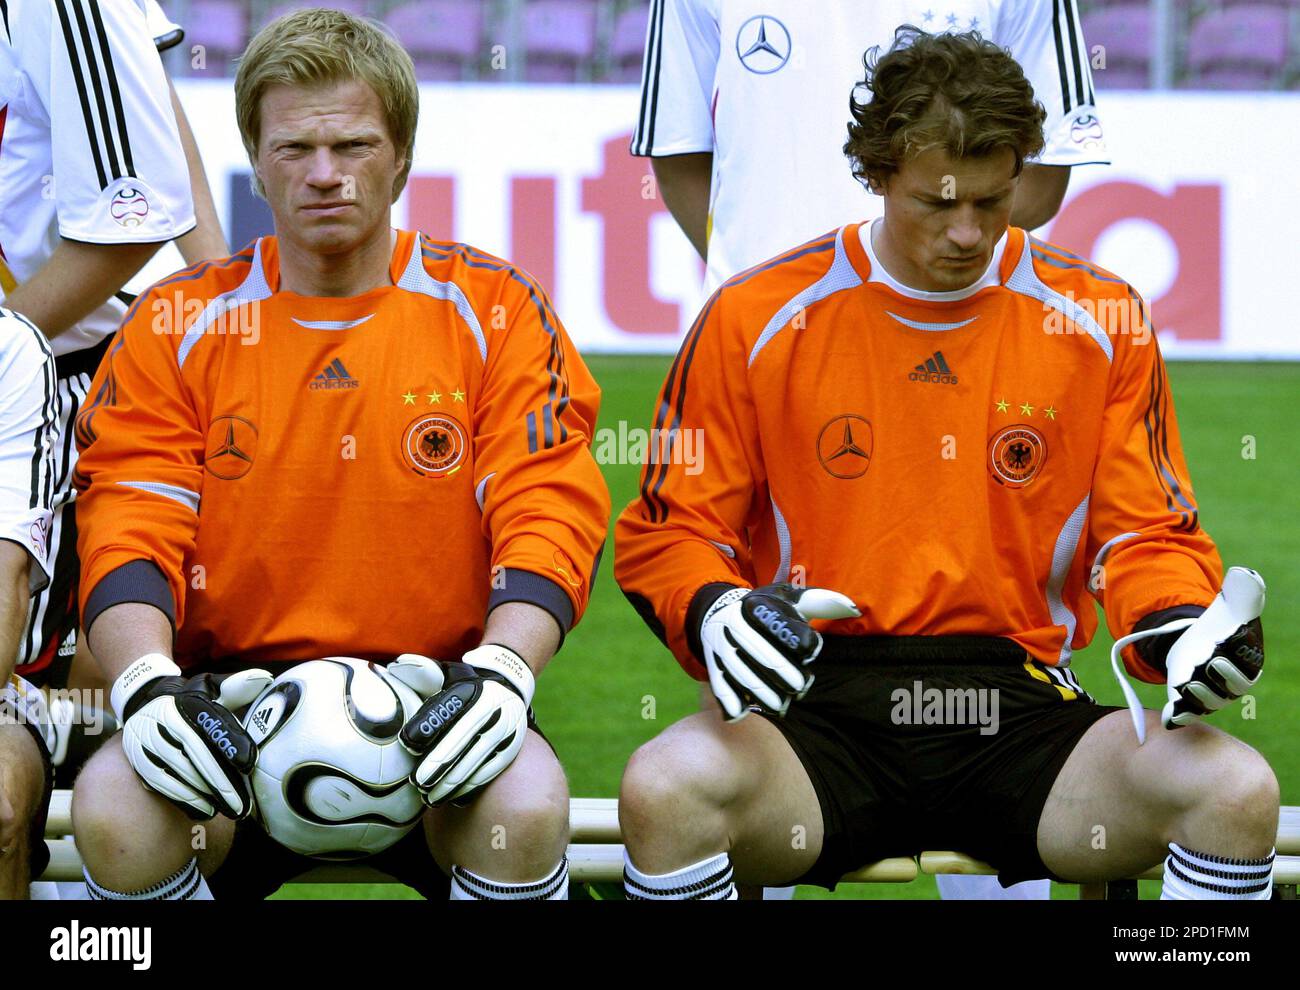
left=614, top=28, right=1276, bottom=901
left=68, top=9, right=609, bottom=902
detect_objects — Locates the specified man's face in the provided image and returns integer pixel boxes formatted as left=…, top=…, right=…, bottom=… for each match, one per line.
left=873, top=145, right=1018, bottom=292
left=254, top=79, right=403, bottom=260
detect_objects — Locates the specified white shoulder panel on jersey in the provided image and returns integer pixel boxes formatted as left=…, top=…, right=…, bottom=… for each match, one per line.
left=0, top=309, right=58, bottom=593
left=143, top=0, right=185, bottom=52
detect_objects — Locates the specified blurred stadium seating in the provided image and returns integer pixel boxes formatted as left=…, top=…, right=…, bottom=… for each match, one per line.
left=163, top=0, right=1300, bottom=89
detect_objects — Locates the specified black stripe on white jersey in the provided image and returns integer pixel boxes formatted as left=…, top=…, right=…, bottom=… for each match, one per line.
left=1051, top=0, right=1074, bottom=115
left=1, top=1, right=10, bottom=44
left=53, top=0, right=109, bottom=188
left=55, top=0, right=137, bottom=187
left=4, top=310, right=58, bottom=512
left=87, top=0, right=136, bottom=176
left=633, top=0, right=665, bottom=156
left=1061, top=0, right=1087, bottom=110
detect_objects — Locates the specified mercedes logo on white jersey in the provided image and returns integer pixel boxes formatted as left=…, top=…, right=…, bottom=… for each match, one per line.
left=736, top=15, right=791, bottom=74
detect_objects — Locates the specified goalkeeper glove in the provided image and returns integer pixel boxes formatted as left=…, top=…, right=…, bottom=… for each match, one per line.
left=399, top=644, right=533, bottom=807
left=694, top=583, right=859, bottom=721
left=111, top=654, right=272, bottom=820
left=1161, top=567, right=1266, bottom=730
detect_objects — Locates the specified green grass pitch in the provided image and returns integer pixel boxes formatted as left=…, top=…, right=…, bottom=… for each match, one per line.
left=273, top=358, right=1300, bottom=900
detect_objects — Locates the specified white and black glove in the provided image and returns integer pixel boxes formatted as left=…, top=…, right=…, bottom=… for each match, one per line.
left=1109, top=567, right=1266, bottom=743
left=1160, top=567, right=1266, bottom=730
left=694, top=583, right=860, bottom=721
left=399, top=644, right=533, bottom=807
left=112, top=654, right=273, bottom=820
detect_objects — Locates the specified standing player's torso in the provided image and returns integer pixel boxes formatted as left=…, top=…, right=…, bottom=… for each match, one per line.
left=176, top=238, right=490, bottom=664
left=734, top=226, right=1112, bottom=648
left=708, top=1, right=1004, bottom=283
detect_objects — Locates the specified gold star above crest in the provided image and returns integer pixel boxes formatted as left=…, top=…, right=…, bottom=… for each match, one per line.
left=402, top=390, right=416, bottom=405
left=452, top=388, right=466, bottom=403
left=1044, top=405, right=1058, bottom=421
left=995, top=398, right=1009, bottom=413
left=428, top=391, right=442, bottom=404
left=1020, top=402, right=1034, bottom=416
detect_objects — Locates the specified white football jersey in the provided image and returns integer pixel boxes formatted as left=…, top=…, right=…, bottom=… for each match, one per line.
left=0, top=309, right=56, bottom=593
left=0, top=0, right=195, bottom=356
left=632, top=0, right=1110, bottom=288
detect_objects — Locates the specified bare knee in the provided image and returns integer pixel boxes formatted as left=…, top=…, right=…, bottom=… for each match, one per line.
left=1157, top=727, right=1280, bottom=854
left=71, top=735, right=196, bottom=886
left=428, top=734, right=570, bottom=880
left=620, top=719, right=739, bottom=855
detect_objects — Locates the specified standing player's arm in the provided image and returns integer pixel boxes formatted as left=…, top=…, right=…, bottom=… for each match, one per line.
left=2, top=239, right=163, bottom=340
left=997, top=0, right=1108, bottom=231
left=652, top=153, right=713, bottom=260
left=11, top=0, right=196, bottom=340
left=631, top=0, right=719, bottom=256
left=1083, top=288, right=1222, bottom=685
left=1011, top=164, right=1071, bottom=231
left=167, top=78, right=229, bottom=265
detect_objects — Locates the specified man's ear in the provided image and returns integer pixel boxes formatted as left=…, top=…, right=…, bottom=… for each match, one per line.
left=865, top=171, right=887, bottom=196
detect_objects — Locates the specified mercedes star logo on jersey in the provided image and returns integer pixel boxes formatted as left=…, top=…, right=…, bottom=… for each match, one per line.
left=736, top=15, right=791, bottom=74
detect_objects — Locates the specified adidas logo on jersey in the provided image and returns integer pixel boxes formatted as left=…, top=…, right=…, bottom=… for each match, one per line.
left=310, top=358, right=360, bottom=390
left=908, top=351, right=957, bottom=385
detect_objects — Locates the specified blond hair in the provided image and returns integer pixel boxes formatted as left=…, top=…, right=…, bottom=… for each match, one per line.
left=235, top=7, right=419, bottom=200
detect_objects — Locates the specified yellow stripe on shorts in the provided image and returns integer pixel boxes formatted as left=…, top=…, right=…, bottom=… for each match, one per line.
left=1023, top=658, right=1076, bottom=701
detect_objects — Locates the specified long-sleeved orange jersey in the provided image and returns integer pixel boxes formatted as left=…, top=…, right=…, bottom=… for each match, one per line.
left=615, top=224, right=1221, bottom=685
left=74, top=230, right=610, bottom=669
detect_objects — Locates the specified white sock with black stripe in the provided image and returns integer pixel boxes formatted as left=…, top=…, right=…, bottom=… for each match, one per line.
left=623, top=851, right=737, bottom=900
left=450, top=857, right=568, bottom=900
left=84, top=859, right=212, bottom=900
left=1161, top=843, right=1275, bottom=900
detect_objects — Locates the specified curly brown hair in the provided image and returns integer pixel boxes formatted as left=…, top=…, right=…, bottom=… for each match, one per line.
left=844, top=26, right=1046, bottom=190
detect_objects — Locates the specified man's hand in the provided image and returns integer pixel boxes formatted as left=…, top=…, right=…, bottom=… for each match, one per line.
left=1163, top=567, right=1266, bottom=729
left=112, top=654, right=271, bottom=820
left=399, top=645, right=533, bottom=807
left=698, top=584, right=859, bottom=721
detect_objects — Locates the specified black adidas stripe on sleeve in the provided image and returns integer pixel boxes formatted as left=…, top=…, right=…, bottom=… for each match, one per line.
left=53, top=0, right=138, bottom=189
left=632, top=0, right=666, bottom=157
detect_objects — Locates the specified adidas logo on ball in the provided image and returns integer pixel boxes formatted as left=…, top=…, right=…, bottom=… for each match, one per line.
left=196, top=711, right=238, bottom=759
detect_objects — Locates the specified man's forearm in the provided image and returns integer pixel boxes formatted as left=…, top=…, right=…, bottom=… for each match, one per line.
left=481, top=601, right=561, bottom=677
left=85, top=602, right=173, bottom=684
left=652, top=153, right=713, bottom=261
left=1010, top=164, right=1071, bottom=230
left=168, top=78, right=229, bottom=264
left=3, top=239, right=163, bottom=339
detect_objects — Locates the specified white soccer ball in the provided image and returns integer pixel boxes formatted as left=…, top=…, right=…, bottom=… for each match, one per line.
left=241, top=658, right=425, bottom=859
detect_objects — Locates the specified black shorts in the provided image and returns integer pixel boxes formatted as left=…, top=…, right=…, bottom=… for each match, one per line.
left=210, top=716, right=552, bottom=900
left=759, top=636, right=1121, bottom=889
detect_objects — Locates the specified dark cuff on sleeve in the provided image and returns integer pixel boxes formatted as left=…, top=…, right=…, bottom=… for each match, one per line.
left=488, top=568, right=575, bottom=641
left=1131, top=604, right=1208, bottom=673
left=685, top=582, right=745, bottom=665
left=83, top=560, right=176, bottom=638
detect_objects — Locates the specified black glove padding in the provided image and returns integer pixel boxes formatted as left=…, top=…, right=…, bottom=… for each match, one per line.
left=120, top=669, right=270, bottom=820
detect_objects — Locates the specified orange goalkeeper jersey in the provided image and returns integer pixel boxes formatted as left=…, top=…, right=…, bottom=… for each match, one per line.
left=74, top=230, right=610, bottom=669
left=615, top=224, right=1222, bottom=685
